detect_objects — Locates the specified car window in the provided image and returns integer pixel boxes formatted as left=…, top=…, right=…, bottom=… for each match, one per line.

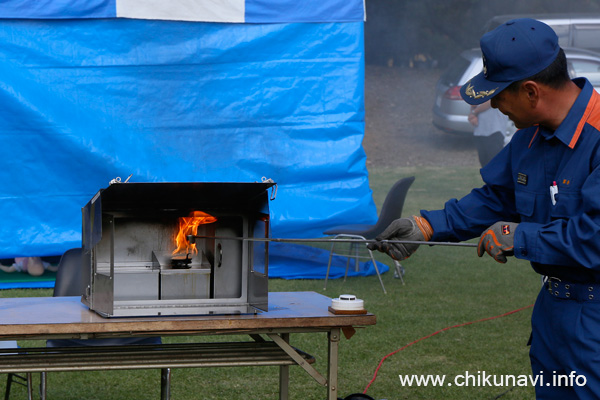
left=572, top=24, right=600, bottom=51
left=439, top=56, right=471, bottom=86
left=548, top=24, right=570, bottom=47
left=483, top=17, right=600, bottom=52
left=569, top=59, right=600, bottom=86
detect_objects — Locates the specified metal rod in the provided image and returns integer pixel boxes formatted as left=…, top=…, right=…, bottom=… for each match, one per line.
left=188, top=235, right=477, bottom=248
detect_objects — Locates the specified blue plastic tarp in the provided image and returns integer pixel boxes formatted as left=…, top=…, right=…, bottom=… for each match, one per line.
left=0, top=280, right=55, bottom=290
left=0, top=0, right=365, bottom=23
left=0, top=3, right=376, bottom=264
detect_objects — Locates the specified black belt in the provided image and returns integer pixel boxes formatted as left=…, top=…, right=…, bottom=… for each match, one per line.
left=545, top=277, right=600, bottom=301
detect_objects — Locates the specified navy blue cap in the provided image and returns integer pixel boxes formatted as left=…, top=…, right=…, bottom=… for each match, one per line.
left=460, top=18, right=560, bottom=105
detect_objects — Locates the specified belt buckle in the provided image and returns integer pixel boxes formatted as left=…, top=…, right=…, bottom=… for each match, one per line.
left=546, top=276, right=561, bottom=294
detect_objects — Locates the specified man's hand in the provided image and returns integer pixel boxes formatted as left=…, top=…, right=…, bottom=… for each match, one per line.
left=477, top=221, right=518, bottom=263
left=367, top=216, right=433, bottom=261
left=468, top=112, right=479, bottom=126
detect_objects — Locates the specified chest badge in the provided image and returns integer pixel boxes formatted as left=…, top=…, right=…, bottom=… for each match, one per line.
left=517, top=173, right=528, bottom=186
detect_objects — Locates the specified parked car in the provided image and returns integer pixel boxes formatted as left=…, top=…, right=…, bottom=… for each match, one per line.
left=432, top=47, right=600, bottom=135
left=484, top=14, right=600, bottom=52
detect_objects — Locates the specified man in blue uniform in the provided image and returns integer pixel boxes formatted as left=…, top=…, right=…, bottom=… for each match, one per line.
left=369, top=18, right=600, bottom=399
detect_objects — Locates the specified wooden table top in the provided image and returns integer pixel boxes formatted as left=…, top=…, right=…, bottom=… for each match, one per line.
left=0, top=292, right=376, bottom=340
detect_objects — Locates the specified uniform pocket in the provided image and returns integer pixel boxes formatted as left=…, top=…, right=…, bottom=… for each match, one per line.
left=515, top=189, right=535, bottom=219
left=551, top=191, right=582, bottom=219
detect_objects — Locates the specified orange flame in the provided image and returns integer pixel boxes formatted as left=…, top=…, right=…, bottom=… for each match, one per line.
left=173, top=211, right=217, bottom=255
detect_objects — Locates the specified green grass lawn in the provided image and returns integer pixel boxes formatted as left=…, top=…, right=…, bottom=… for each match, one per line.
left=0, top=166, right=541, bottom=400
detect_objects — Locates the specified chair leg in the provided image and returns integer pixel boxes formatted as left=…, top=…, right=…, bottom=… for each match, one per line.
left=324, top=241, right=336, bottom=290
left=343, top=243, right=353, bottom=283
left=161, top=368, right=171, bottom=400
left=343, top=243, right=353, bottom=282
left=353, top=242, right=360, bottom=273
left=5, top=373, right=32, bottom=400
left=394, top=261, right=405, bottom=285
left=367, top=248, right=387, bottom=294
left=4, top=374, right=13, bottom=400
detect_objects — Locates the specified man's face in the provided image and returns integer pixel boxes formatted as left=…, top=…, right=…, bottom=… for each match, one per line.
left=490, top=84, right=536, bottom=129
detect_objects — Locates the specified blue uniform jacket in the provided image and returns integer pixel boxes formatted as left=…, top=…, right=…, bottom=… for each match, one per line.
left=423, top=78, right=600, bottom=283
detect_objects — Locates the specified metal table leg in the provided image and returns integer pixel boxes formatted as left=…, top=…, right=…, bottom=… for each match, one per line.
left=26, top=373, right=32, bottom=400
left=327, top=328, right=340, bottom=400
left=40, top=372, right=47, bottom=400
left=161, top=368, right=171, bottom=400
left=279, top=333, right=290, bottom=400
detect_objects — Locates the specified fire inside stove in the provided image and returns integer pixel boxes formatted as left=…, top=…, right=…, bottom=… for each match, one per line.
left=171, top=211, right=217, bottom=269
left=81, top=182, right=274, bottom=318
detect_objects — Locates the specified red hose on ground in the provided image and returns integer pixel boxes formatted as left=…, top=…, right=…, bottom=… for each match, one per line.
left=363, top=304, right=535, bottom=394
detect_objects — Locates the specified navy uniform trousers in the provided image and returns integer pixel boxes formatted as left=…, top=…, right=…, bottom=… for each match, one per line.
left=530, top=282, right=600, bottom=399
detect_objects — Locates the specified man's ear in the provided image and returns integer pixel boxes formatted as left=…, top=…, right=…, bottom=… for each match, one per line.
left=521, top=81, right=540, bottom=106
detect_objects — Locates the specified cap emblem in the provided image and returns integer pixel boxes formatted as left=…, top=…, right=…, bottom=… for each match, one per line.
left=483, top=55, right=488, bottom=77
left=464, top=83, right=498, bottom=100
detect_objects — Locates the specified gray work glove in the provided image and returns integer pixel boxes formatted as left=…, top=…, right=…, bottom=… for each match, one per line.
left=367, top=216, right=433, bottom=261
left=477, top=221, right=518, bottom=263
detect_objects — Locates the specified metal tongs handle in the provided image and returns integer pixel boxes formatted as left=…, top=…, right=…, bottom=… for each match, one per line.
left=187, top=235, right=477, bottom=247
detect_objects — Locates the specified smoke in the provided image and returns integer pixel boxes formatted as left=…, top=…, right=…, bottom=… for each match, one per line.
left=363, top=0, right=600, bottom=202
left=365, top=0, right=600, bottom=67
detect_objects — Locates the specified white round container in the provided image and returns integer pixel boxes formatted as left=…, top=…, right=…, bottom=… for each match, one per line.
left=331, top=294, right=365, bottom=311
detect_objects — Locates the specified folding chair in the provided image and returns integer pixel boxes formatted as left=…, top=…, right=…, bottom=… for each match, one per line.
left=323, top=176, right=415, bottom=293
left=3, top=341, right=33, bottom=400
